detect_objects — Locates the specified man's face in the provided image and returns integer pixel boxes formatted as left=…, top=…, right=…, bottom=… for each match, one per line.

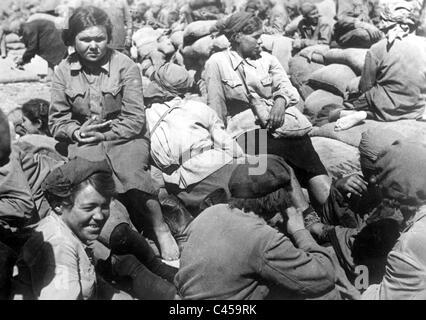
left=237, top=30, right=263, bottom=60
left=306, top=9, right=320, bottom=25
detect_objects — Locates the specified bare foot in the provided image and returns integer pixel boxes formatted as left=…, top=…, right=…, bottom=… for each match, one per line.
left=335, top=111, right=367, bottom=131
left=155, top=226, right=180, bottom=261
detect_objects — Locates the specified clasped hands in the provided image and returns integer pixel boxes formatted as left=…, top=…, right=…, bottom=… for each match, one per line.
left=73, top=116, right=112, bottom=144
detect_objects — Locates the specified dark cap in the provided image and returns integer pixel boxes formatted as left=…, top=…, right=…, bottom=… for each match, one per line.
left=229, top=155, right=292, bottom=199
left=42, top=157, right=112, bottom=198
left=376, top=138, right=426, bottom=206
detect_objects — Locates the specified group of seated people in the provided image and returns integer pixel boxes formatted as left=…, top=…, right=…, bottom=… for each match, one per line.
left=0, top=0, right=426, bottom=300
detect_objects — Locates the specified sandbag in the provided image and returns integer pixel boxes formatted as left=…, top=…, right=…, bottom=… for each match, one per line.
left=189, top=0, right=221, bottom=10
left=335, top=27, right=379, bottom=49
left=311, top=136, right=361, bottom=180
left=324, top=48, right=368, bottom=75
left=157, top=35, right=175, bottom=56
left=170, top=30, right=184, bottom=49
left=284, top=15, right=303, bottom=36
left=5, top=33, right=20, bottom=43
left=304, top=89, right=343, bottom=120
left=347, top=76, right=360, bottom=94
left=316, top=0, right=337, bottom=20
left=310, top=119, right=426, bottom=148
left=289, top=56, right=323, bottom=100
left=299, top=44, right=330, bottom=63
left=182, top=34, right=229, bottom=60
left=6, top=42, right=25, bottom=50
left=133, top=27, right=162, bottom=59
left=260, top=35, right=293, bottom=73
left=183, top=20, right=217, bottom=46
left=308, top=64, right=356, bottom=97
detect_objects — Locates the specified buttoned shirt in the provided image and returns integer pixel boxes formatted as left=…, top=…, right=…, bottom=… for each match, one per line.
left=49, top=49, right=146, bottom=142
left=146, top=97, right=244, bottom=189
left=204, top=49, right=299, bottom=132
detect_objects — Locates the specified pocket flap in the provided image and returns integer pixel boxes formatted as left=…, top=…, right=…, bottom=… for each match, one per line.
left=102, top=84, right=123, bottom=97
left=65, top=88, right=86, bottom=100
left=222, top=79, right=243, bottom=88
left=260, top=77, right=272, bottom=86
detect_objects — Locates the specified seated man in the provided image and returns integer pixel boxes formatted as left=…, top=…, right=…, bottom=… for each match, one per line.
left=314, top=136, right=426, bottom=299
left=309, top=128, right=405, bottom=284
left=174, top=155, right=341, bottom=300
left=361, top=138, right=426, bottom=299
left=333, top=2, right=426, bottom=131
left=333, top=0, right=382, bottom=48
left=292, top=2, right=334, bottom=53
left=144, top=62, right=245, bottom=216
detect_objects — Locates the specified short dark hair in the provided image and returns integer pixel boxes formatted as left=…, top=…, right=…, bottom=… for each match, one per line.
left=46, top=172, right=116, bottom=210
left=228, top=187, right=291, bottom=220
left=22, top=98, right=50, bottom=136
left=62, top=6, right=113, bottom=46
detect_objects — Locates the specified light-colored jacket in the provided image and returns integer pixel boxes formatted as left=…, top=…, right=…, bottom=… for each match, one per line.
left=363, top=205, right=426, bottom=300
left=146, top=97, right=244, bottom=189
left=204, top=49, right=299, bottom=137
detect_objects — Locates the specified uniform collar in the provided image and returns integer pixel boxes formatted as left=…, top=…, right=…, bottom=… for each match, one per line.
left=402, top=205, right=426, bottom=232
left=228, top=49, right=257, bottom=70
left=69, top=49, right=112, bottom=75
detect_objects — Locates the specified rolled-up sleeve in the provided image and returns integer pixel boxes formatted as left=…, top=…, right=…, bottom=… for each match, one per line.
left=49, top=66, right=81, bottom=142
left=258, top=229, right=336, bottom=297
left=269, top=55, right=300, bottom=107
left=103, top=63, right=146, bottom=141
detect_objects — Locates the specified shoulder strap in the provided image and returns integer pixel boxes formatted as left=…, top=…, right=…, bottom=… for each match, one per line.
left=227, top=53, right=267, bottom=128
left=149, top=101, right=178, bottom=135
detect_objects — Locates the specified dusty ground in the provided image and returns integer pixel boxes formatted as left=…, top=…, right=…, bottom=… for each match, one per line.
left=0, top=48, right=50, bottom=123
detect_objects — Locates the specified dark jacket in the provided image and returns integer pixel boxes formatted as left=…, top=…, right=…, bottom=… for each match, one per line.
left=21, top=19, right=67, bottom=66
left=175, top=204, right=340, bottom=300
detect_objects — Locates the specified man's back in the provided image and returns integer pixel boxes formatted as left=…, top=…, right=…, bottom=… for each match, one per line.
left=175, top=203, right=339, bottom=300
left=175, top=204, right=280, bottom=299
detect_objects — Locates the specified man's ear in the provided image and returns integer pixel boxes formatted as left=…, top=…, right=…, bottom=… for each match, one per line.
left=233, top=32, right=243, bottom=43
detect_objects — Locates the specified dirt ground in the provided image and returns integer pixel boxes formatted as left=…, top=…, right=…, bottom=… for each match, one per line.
left=0, top=47, right=50, bottom=123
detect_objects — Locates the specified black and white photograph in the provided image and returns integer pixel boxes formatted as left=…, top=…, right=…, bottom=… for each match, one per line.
left=0, top=0, right=426, bottom=305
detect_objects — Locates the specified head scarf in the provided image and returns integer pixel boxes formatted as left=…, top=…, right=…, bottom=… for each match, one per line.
left=381, top=1, right=417, bottom=26
left=376, top=138, right=426, bottom=206
left=300, top=2, right=318, bottom=18
left=216, top=11, right=263, bottom=39
left=228, top=155, right=292, bottom=199
left=42, top=157, right=112, bottom=198
left=144, top=63, right=194, bottom=99
left=359, top=128, right=404, bottom=172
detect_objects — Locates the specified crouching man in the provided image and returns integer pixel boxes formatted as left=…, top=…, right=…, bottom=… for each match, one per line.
left=174, top=155, right=340, bottom=300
